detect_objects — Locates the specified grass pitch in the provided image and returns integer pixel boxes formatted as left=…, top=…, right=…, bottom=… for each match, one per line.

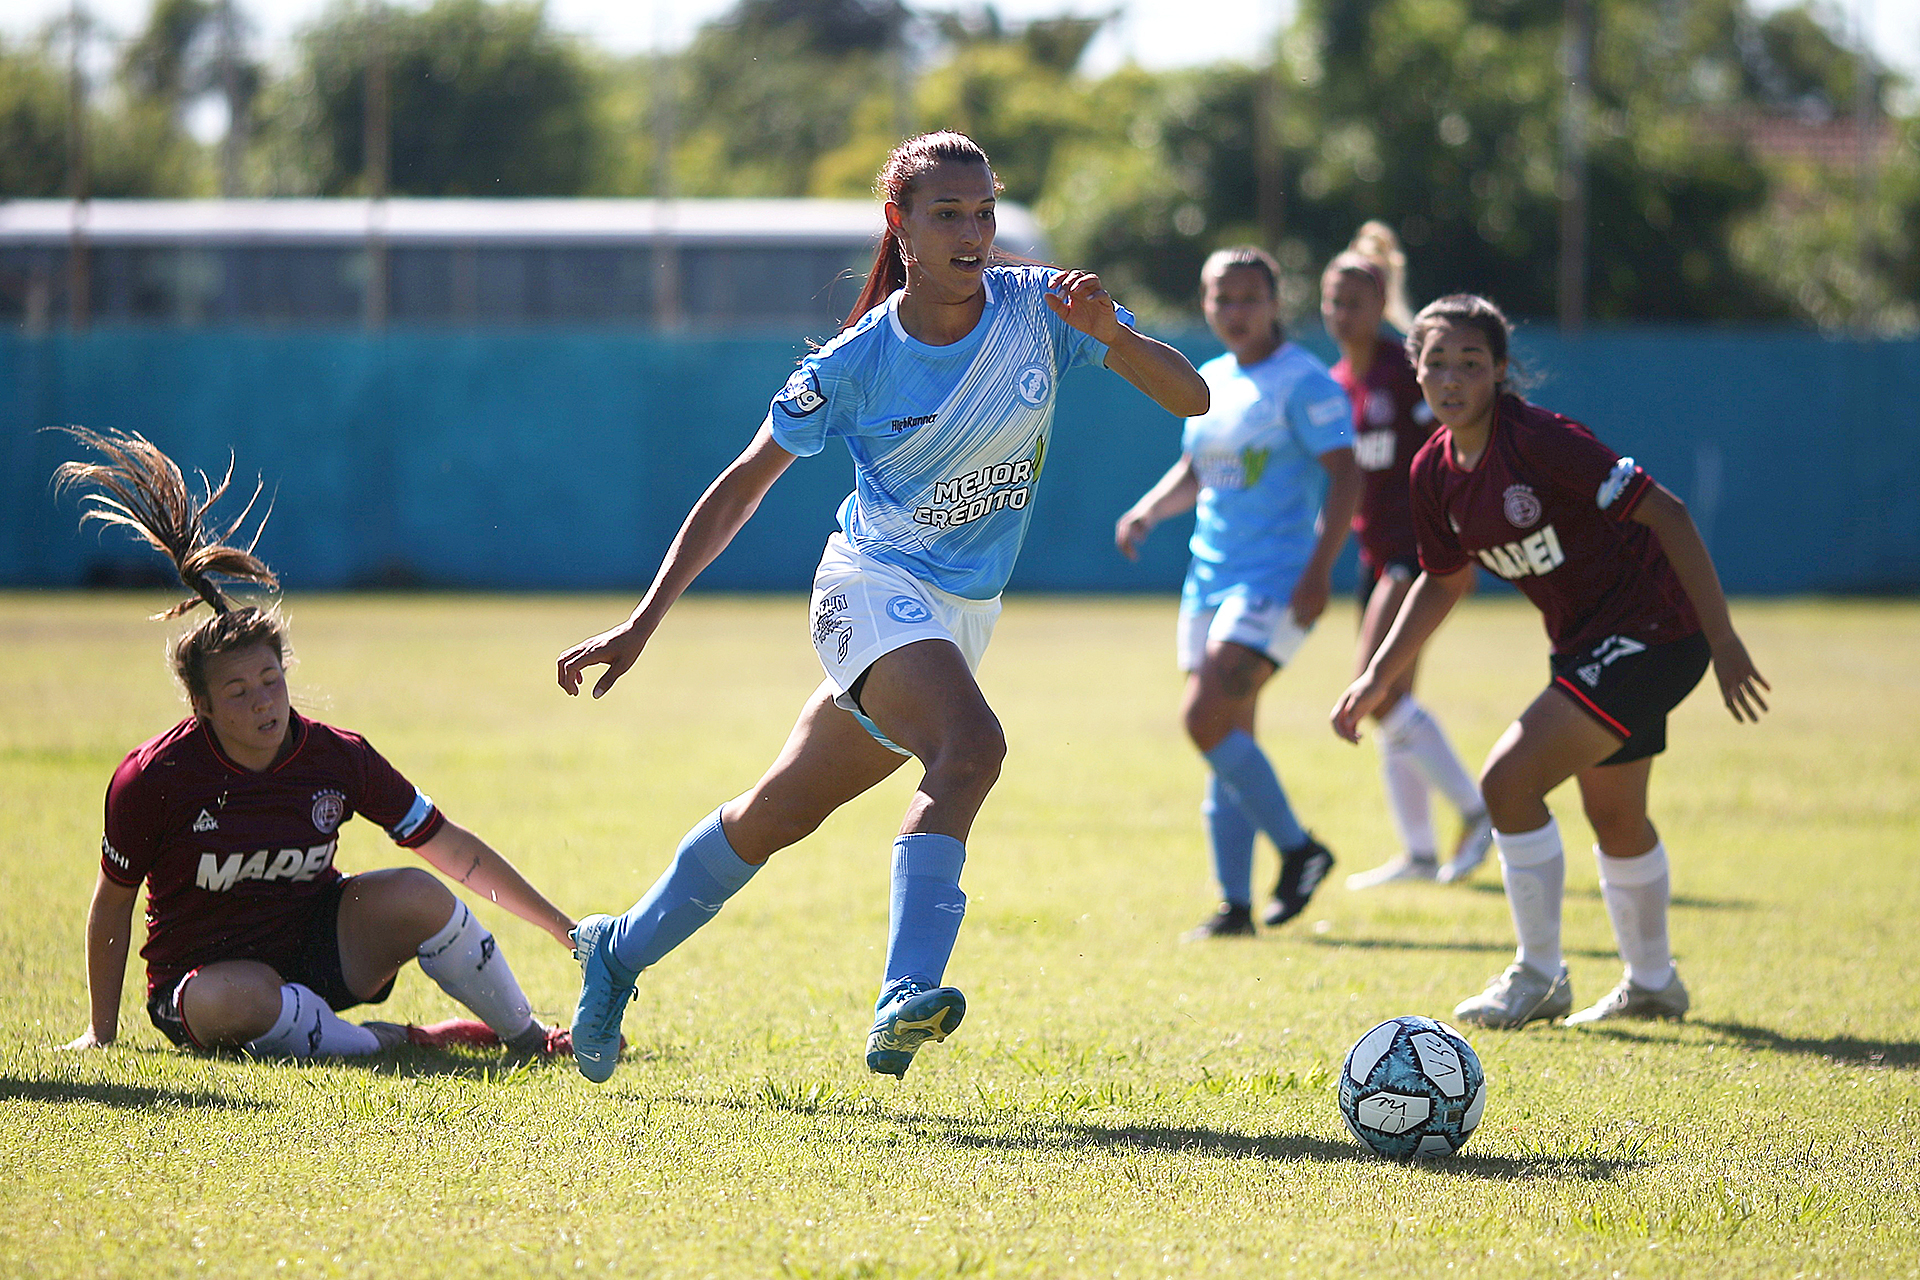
left=1, top=591, right=1916, bottom=1279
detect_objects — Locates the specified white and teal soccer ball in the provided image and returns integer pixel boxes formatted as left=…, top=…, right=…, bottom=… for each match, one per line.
left=1338, top=1015, right=1486, bottom=1159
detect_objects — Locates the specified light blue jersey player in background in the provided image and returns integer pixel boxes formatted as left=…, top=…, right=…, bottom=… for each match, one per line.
left=1117, top=246, right=1361, bottom=939
left=556, top=132, right=1207, bottom=1083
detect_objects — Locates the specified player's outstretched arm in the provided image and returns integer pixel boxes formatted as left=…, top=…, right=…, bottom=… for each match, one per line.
left=1631, top=483, right=1770, bottom=722
left=65, top=871, right=139, bottom=1050
left=1332, top=564, right=1474, bottom=741
left=1115, top=456, right=1200, bottom=562
left=414, top=820, right=576, bottom=949
left=1046, top=269, right=1209, bottom=418
left=558, top=424, right=798, bottom=699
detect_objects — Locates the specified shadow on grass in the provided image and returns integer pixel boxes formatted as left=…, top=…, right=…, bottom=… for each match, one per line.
left=1586, top=1020, right=1920, bottom=1070
left=1308, top=936, right=1620, bottom=961
left=0, top=1073, right=268, bottom=1111
left=1449, top=882, right=1755, bottom=911
left=691, top=1097, right=1641, bottom=1182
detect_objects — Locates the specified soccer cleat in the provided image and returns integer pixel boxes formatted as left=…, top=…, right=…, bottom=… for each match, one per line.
left=570, top=914, right=638, bottom=1084
left=865, top=982, right=966, bottom=1078
left=1344, top=854, right=1439, bottom=890
left=406, top=1017, right=503, bottom=1050
left=360, top=1020, right=411, bottom=1051
left=1262, top=835, right=1335, bottom=926
left=1181, top=902, right=1257, bottom=941
left=1452, top=962, right=1573, bottom=1030
left=1437, top=811, right=1494, bottom=884
left=1565, top=970, right=1690, bottom=1026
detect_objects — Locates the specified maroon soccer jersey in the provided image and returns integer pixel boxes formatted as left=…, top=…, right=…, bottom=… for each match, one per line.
left=1333, top=337, right=1437, bottom=571
left=1410, top=395, right=1700, bottom=654
left=101, top=710, right=446, bottom=993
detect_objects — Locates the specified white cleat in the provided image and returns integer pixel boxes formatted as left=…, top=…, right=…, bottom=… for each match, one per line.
left=1345, top=855, right=1439, bottom=890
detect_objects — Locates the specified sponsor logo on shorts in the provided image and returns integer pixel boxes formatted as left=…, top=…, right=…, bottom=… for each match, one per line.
left=1503, top=484, right=1543, bottom=528
left=886, top=595, right=932, bottom=624
left=1475, top=525, right=1565, bottom=580
left=1015, top=365, right=1052, bottom=407
left=1591, top=635, right=1647, bottom=667
left=916, top=453, right=1039, bottom=530
left=195, top=841, right=339, bottom=892
left=311, top=790, right=347, bottom=835
left=774, top=367, right=826, bottom=417
left=813, top=592, right=854, bottom=665
left=1578, top=663, right=1603, bottom=687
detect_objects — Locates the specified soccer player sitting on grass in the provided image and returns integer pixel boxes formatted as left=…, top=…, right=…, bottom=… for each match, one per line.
left=56, top=428, right=580, bottom=1061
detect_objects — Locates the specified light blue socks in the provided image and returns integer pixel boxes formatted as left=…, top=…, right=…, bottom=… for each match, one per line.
left=880, top=833, right=967, bottom=1008
left=1204, top=773, right=1257, bottom=907
left=1204, top=729, right=1308, bottom=854
left=608, top=808, right=760, bottom=973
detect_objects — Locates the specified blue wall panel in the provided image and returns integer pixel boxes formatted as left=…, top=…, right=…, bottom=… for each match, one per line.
left=5, top=328, right=1917, bottom=594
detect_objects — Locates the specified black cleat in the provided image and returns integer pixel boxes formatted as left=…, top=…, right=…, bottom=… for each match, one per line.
left=1263, top=835, right=1334, bottom=927
left=1181, top=902, right=1256, bottom=941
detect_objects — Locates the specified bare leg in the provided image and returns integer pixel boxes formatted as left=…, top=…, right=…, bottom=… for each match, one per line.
left=177, top=959, right=286, bottom=1045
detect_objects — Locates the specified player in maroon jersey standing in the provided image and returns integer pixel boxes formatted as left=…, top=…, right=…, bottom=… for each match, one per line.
left=1321, top=223, right=1492, bottom=890
left=56, top=429, right=580, bottom=1060
left=1331, top=295, right=1768, bottom=1029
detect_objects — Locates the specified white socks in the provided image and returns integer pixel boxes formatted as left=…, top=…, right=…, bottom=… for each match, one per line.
left=1377, top=698, right=1484, bottom=859
left=415, top=902, right=534, bottom=1040
left=245, top=983, right=382, bottom=1058
left=1495, top=818, right=1565, bottom=977
left=1595, top=841, right=1675, bottom=990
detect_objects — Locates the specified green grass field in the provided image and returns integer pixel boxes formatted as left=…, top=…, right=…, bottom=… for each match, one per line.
left=2, top=591, right=1916, bottom=1279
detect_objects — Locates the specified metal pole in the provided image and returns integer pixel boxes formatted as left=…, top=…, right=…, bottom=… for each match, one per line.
left=652, top=1, right=681, bottom=330
left=364, top=0, right=390, bottom=331
left=1854, top=0, right=1877, bottom=332
left=67, top=0, right=90, bottom=333
left=218, top=0, right=246, bottom=197
left=1558, top=0, right=1590, bottom=334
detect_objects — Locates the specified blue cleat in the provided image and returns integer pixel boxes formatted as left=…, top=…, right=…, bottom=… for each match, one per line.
left=865, top=982, right=966, bottom=1078
left=570, top=914, right=637, bottom=1083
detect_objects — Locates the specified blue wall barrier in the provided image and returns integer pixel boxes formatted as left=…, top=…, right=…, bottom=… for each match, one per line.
left=4, top=328, right=1917, bottom=594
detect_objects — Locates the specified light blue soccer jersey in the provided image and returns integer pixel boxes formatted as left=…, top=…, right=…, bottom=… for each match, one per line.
left=1182, top=343, right=1353, bottom=607
left=765, top=265, right=1123, bottom=600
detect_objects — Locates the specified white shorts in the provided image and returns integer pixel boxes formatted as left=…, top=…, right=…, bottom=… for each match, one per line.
left=809, top=533, right=1002, bottom=755
left=1177, top=589, right=1311, bottom=673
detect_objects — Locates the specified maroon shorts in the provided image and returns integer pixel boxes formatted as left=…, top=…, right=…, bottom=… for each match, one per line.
left=1549, top=632, right=1710, bottom=766
left=145, top=875, right=396, bottom=1049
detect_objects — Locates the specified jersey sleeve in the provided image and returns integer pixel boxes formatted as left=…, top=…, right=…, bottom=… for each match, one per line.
left=101, top=753, right=163, bottom=887
left=1525, top=416, right=1655, bottom=523
left=349, top=736, right=447, bottom=849
left=1287, top=368, right=1356, bottom=457
left=1409, top=445, right=1469, bottom=576
left=764, top=348, right=861, bottom=458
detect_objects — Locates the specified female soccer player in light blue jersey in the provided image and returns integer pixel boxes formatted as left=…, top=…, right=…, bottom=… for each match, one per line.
left=1116, top=246, right=1361, bottom=939
left=555, top=132, right=1208, bottom=1083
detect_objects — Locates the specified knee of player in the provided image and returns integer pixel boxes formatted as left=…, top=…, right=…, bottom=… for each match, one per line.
left=364, top=865, right=458, bottom=935
left=928, top=720, right=1005, bottom=792
left=1180, top=697, right=1234, bottom=751
left=180, top=963, right=284, bottom=1045
left=1477, top=755, right=1543, bottom=824
left=1582, top=797, right=1652, bottom=849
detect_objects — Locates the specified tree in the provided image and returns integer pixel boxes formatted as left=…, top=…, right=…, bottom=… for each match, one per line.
left=287, top=0, right=605, bottom=196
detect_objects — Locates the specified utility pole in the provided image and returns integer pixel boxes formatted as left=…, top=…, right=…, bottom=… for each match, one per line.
left=652, top=0, right=681, bottom=331
left=1854, top=0, right=1878, bottom=332
left=1255, top=64, right=1285, bottom=252
left=217, top=0, right=246, bottom=197
left=1558, top=0, right=1591, bottom=334
left=67, top=0, right=91, bottom=332
left=364, top=0, right=390, bottom=331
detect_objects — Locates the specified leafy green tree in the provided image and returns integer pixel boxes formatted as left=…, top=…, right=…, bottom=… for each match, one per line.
left=0, top=38, right=69, bottom=197
left=288, top=0, right=605, bottom=196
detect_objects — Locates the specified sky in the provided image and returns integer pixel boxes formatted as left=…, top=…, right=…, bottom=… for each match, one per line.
left=5, top=0, right=1918, bottom=93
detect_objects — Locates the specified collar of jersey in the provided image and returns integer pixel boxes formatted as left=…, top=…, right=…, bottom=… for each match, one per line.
left=201, top=707, right=310, bottom=776
left=885, top=272, right=997, bottom=353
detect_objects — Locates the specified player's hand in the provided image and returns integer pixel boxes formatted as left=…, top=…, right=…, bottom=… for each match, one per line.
left=1709, top=634, right=1770, bottom=723
left=1044, top=269, right=1122, bottom=344
left=62, top=1029, right=110, bottom=1051
left=1289, top=573, right=1331, bottom=629
left=1331, top=673, right=1388, bottom=743
left=1114, top=509, right=1152, bottom=561
left=557, top=624, right=646, bottom=699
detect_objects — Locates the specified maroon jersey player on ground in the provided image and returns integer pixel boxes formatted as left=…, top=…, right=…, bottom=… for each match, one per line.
left=1331, top=295, right=1768, bottom=1030
left=56, top=429, right=580, bottom=1061
left=1321, top=223, right=1491, bottom=891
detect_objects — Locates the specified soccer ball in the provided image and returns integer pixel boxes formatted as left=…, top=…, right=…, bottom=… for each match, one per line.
left=1339, top=1015, right=1486, bottom=1159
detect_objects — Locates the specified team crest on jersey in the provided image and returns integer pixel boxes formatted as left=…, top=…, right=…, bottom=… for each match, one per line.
left=1503, top=484, right=1543, bottom=528
left=775, top=368, right=826, bottom=417
left=311, top=790, right=347, bottom=835
left=1365, top=392, right=1395, bottom=427
left=1015, top=365, right=1051, bottom=407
